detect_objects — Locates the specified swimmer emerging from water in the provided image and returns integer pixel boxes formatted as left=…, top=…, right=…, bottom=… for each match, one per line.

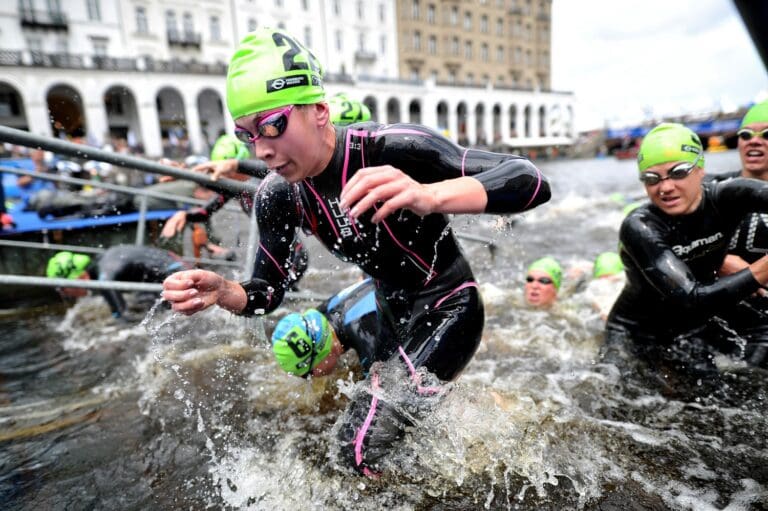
left=161, top=28, right=550, bottom=476
left=524, top=257, right=562, bottom=308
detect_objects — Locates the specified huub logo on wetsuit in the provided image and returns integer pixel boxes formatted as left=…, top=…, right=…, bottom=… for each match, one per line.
left=672, top=231, right=724, bottom=256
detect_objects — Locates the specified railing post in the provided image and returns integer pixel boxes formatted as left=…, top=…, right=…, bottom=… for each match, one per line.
left=243, top=190, right=258, bottom=279
left=136, top=194, right=148, bottom=246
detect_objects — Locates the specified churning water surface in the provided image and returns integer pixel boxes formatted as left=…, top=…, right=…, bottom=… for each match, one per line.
left=2, top=151, right=766, bottom=510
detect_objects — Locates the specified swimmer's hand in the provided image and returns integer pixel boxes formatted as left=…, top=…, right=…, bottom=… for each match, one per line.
left=339, top=166, right=487, bottom=223
left=161, top=269, right=246, bottom=315
left=191, top=159, right=249, bottom=182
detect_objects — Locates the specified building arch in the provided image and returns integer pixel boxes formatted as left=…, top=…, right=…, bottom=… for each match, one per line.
left=386, top=97, right=401, bottom=124
left=156, top=87, right=188, bottom=158
left=103, top=85, right=141, bottom=146
left=197, top=88, right=226, bottom=152
left=408, top=99, right=421, bottom=124
left=46, top=83, right=86, bottom=138
left=0, top=81, right=28, bottom=130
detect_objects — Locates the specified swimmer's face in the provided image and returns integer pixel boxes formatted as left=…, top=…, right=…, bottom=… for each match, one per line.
left=738, top=122, right=768, bottom=180
left=235, top=103, right=332, bottom=183
left=524, top=270, right=557, bottom=308
left=642, top=161, right=704, bottom=216
left=309, top=335, right=343, bottom=377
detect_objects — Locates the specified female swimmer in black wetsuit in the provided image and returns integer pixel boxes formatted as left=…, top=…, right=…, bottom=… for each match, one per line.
left=162, top=28, right=550, bottom=475
left=605, top=123, right=768, bottom=383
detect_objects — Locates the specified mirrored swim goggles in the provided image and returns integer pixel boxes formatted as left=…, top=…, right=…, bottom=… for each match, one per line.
left=526, top=275, right=553, bottom=285
left=234, top=105, right=295, bottom=144
left=737, top=128, right=768, bottom=142
left=639, top=151, right=703, bottom=186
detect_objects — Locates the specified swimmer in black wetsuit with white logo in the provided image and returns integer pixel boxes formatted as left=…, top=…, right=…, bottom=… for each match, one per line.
left=604, top=123, right=768, bottom=388
left=161, top=28, right=550, bottom=476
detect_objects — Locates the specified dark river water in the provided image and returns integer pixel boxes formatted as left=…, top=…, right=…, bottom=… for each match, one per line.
left=2, top=150, right=767, bottom=510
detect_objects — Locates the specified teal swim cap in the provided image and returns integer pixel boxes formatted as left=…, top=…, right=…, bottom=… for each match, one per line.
left=527, top=257, right=562, bottom=290
left=637, top=123, right=703, bottom=172
left=210, top=134, right=250, bottom=161
left=741, top=100, right=768, bottom=128
left=46, top=251, right=91, bottom=279
left=227, top=28, right=325, bottom=120
left=271, top=309, right=334, bottom=377
left=328, top=94, right=371, bottom=126
left=593, top=252, right=624, bottom=278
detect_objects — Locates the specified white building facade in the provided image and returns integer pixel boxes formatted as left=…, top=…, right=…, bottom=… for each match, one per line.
left=0, top=0, right=574, bottom=158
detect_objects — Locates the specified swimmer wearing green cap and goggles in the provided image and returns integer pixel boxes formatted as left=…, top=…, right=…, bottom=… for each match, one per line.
left=163, top=27, right=551, bottom=476
left=604, top=120, right=768, bottom=373
left=635, top=123, right=706, bottom=216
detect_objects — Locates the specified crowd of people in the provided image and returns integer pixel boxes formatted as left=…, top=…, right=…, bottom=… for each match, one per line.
left=20, top=27, right=768, bottom=478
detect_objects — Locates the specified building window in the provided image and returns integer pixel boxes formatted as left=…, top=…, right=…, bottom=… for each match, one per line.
left=379, top=3, right=386, bottom=22
left=277, top=21, right=285, bottom=29
left=466, top=73, right=474, bottom=84
left=55, top=35, right=68, bottom=54
left=248, top=18, right=257, bottom=31
left=165, top=10, right=177, bottom=34
left=430, top=70, right=438, bottom=82
left=335, top=30, right=343, bottom=51
left=496, top=18, right=503, bottom=35
left=451, top=36, right=458, bottom=55
left=463, top=12, right=471, bottom=30
left=481, top=43, right=488, bottom=62
left=27, top=37, right=42, bottom=53
left=304, top=26, right=312, bottom=48
left=333, top=0, right=340, bottom=16
left=357, top=0, right=364, bottom=19
left=47, top=0, right=62, bottom=13
left=210, top=16, right=221, bottom=41
left=135, top=7, right=148, bottom=34
left=481, top=15, right=488, bottom=33
left=410, top=68, right=419, bottom=81
left=464, top=40, right=472, bottom=59
left=427, top=4, right=435, bottom=24
left=412, top=0, right=420, bottom=19
left=448, top=69, right=456, bottom=84
left=428, top=35, right=436, bottom=55
left=91, top=38, right=107, bottom=56
left=412, top=31, right=421, bottom=51
left=86, top=0, right=101, bottom=21
left=183, top=12, right=194, bottom=35
left=496, top=45, right=504, bottom=62
left=450, top=6, right=458, bottom=25
left=275, top=0, right=283, bottom=6
left=380, top=34, right=386, bottom=54
left=358, top=32, right=365, bottom=52
left=301, top=0, right=309, bottom=10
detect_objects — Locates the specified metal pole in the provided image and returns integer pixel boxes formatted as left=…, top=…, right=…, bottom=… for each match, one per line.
left=136, top=195, right=148, bottom=246
left=0, top=125, right=261, bottom=195
left=0, top=239, right=240, bottom=269
left=0, top=274, right=327, bottom=302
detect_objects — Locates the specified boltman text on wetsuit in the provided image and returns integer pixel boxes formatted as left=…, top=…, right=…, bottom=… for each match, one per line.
left=238, top=121, right=550, bottom=474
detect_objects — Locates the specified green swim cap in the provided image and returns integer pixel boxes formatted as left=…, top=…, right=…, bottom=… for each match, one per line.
left=637, top=123, right=703, bottom=173
left=46, top=251, right=91, bottom=279
left=527, top=257, right=562, bottom=290
left=226, top=28, right=325, bottom=120
left=210, top=134, right=250, bottom=161
left=593, top=252, right=624, bottom=278
left=328, top=94, right=371, bottom=126
left=271, top=308, right=334, bottom=377
left=741, top=100, right=768, bottom=128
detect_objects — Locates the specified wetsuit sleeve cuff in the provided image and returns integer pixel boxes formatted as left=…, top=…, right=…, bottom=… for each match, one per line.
left=236, top=278, right=273, bottom=316
left=238, top=160, right=269, bottom=179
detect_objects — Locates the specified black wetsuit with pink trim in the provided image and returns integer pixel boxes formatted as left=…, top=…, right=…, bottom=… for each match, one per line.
left=239, top=121, right=549, bottom=473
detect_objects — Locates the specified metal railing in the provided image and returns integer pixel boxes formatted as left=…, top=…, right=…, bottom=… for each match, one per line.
left=0, top=274, right=326, bottom=302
